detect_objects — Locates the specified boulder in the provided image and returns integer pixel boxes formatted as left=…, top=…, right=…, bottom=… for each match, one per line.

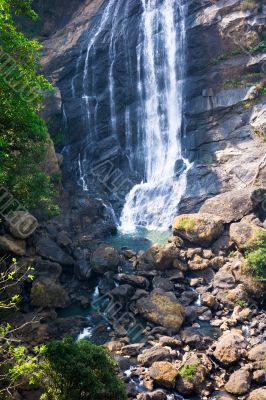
left=7, top=211, right=38, bottom=239
left=176, top=353, right=212, bottom=395
left=35, top=259, right=62, bottom=279
left=36, top=237, right=74, bottom=266
left=247, top=388, right=266, bottom=400
left=139, top=242, right=180, bottom=271
left=114, top=273, right=149, bottom=289
left=225, top=369, right=250, bottom=395
left=121, top=343, right=145, bottom=356
left=152, top=277, right=174, bottom=292
left=188, top=255, right=210, bottom=270
left=172, top=213, right=223, bottom=246
left=199, top=188, right=266, bottom=224
left=57, top=231, right=72, bottom=247
left=248, top=343, right=266, bottom=361
left=0, top=235, right=26, bottom=256
left=137, top=391, right=167, bottom=400
left=137, top=346, right=172, bottom=366
left=111, top=284, right=135, bottom=302
left=213, top=332, right=246, bottom=365
left=230, top=222, right=266, bottom=250
left=30, top=278, right=70, bottom=308
left=74, top=260, right=92, bottom=280
left=214, top=272, right=236, bottom=289
left=136, top=290, right=185, bottom=332
left=149, top=361, right=178, bottom=389
left=91, top=244, right=120, bottom=274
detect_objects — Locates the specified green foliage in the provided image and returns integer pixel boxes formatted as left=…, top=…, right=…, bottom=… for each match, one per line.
left=245, top=231, right=266, bottom=280
left=0, top=257, right=40, bottom=398
left=0, top=0, right=58, bottom=213
left=52, top=131, right=65, bottom=146
left=235, top=299, right=249, bottom=308
left=249, top=39, right=266, bottom=54
left=176, top=217, right=196, bottom=230
left=179, top=363, right=199, bottom=381
left=38, top=337, right=126, bottom=400
left=211, top=49, right=241, bottom=65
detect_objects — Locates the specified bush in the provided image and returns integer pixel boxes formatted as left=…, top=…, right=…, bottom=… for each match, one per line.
left=245, top=232, right=266, bottom=280
left=39, top=337, right=126, bottom=400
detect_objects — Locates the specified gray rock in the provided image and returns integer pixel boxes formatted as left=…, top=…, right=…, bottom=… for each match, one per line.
left=114, top=273, right=149, bottom=289
left=200, top=188, right=266, bottom=224
left=152, top=276, right=174, bottom=292
left=36, top=237, right=74, bottom=266
left=35, top=259, right=62, bottom=279
left=0, top=235, right=26, bottom=256
left=91, top=244, right=120, bottom=274
left=225, top=369, right=250, bottom=395
left=137, top=346, right=172, bottom=366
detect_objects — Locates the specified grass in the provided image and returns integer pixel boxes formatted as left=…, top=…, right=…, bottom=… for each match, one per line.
left=211, top=50, right=241, bottom=65
left=179, top=364, right=199, bottom=381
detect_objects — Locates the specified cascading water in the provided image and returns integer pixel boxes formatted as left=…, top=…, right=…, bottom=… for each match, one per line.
left=120, top=0, right=191, bottom=232
left=71, top=0, right=191, bottom=231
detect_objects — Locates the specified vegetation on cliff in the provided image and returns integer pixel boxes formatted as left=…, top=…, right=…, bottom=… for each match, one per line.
left=0, top=0, right=57, bottom=214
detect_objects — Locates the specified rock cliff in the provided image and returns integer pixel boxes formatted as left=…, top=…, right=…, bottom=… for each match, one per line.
left=38, top=0, right=266, bottom=214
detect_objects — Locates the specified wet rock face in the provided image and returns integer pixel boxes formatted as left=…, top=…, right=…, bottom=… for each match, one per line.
left=40, top=0, right=266, bottom=213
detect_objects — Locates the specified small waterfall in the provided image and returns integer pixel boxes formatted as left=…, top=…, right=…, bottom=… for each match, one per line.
left=120, top=0, right=191, bottom=232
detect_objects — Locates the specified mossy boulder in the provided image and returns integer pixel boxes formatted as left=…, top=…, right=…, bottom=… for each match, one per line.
left=30, top=278, right=70, bottom=308
left=136, top=289, right=185, bottom=332
left=172, top=213, right=223, bottom=246
left=230, top=222, right=266, bottom=250
left=176, top=353, right=212, bottom=395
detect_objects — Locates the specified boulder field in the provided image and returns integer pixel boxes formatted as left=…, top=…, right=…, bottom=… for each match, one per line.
left=1, top=187, right=266, bottom=399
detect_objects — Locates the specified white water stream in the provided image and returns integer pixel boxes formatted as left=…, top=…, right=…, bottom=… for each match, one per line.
left=120, top=0, right=191, bottom=232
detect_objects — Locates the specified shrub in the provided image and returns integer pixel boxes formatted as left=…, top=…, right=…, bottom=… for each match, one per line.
left=245, top=231, right=266, bottom=280
left=39, top=337, right=126, bottom=400
left=179, top=363, right=199, bottom=381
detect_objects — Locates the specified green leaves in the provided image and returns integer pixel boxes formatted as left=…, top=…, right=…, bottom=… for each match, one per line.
left=38, top=337, right=127, bottom=400
left=0, top=0, right=57, bottom=214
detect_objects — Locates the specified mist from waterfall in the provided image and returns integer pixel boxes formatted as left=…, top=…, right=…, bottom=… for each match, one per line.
left=120, top=0, right=191, bottom=232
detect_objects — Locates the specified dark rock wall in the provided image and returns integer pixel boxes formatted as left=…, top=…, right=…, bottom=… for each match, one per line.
left=40, top=0, right=266, bottom=213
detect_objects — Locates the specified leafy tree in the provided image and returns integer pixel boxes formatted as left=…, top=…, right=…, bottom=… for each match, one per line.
left=38, top=336, right=127, bottom=400
left=0, top=256, right=39, bottom=398
left=0, top=0, right=58, bottom=214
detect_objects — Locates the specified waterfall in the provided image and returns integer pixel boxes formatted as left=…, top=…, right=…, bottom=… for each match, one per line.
left=72, top=0, right=191, bottom=231
left=120, top=0, right=191, bottom=232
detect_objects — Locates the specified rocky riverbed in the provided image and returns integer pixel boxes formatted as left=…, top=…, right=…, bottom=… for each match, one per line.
left=1, top=186, right=266, bottom=399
